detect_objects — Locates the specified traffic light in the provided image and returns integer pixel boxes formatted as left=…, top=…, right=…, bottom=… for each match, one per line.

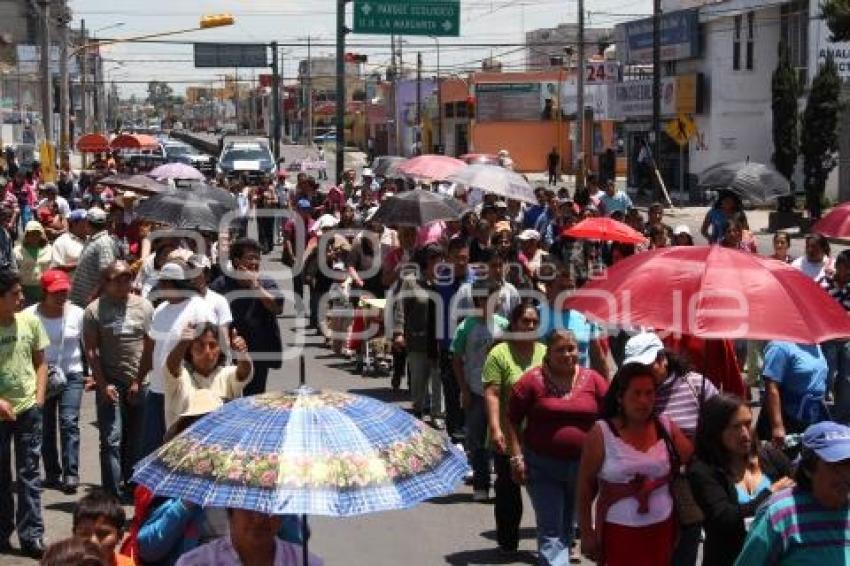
left=200, top=14, right=235, bottom=29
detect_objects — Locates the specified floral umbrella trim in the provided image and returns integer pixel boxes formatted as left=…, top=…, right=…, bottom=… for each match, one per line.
left=155, top=423, right=449, bottom=490
left=249, top=390, right=355, bottom=411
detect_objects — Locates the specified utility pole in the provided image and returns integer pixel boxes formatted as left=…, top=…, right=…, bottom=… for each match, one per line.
left=306, top=35, right=313, bottom=146
left=396, top=36, right=403, bottom=155
left=576, top=0, right=585, bottom=190
left=416, top=52, right=422, bottom=155
left=58, top=1, right=70, bottom=168
left=38, top=0, right=53, bottom=143
left=652, top=0, right=662, bottom=202
left=233, top=68, right=238, bottom=133
left=434, top=37, right=442, bottom=154
left=335, top=0, right=347, bottom=184
left=92, top=33, right=102, bottom=133
left=389, top=34, right=397, bottom=155
left=80, top=20, right=87, bottom=134
left=270, top=41, right=281, bottom=162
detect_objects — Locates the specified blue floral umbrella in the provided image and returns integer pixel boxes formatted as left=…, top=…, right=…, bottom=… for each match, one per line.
left=132, top=387, right=469, bottom=517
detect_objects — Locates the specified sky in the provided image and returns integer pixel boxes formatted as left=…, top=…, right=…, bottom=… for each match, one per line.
left=68, top=0, right=653, bottom=98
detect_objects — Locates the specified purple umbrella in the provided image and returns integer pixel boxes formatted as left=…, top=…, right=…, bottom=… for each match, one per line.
left=148, top=162, right=205, bottom=181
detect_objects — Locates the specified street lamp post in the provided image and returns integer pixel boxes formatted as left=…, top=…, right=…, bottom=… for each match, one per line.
left=429, top=36, right=442, bottom=154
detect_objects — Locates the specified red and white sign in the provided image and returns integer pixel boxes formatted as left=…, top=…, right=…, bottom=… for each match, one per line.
left=585, top=60, right=619, bottom=84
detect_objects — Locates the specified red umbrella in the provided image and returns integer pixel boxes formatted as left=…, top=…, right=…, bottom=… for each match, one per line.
left=76, top=133, right=110, bottom=153
left=562, top=217, right=647, bottom=244
left=396, top=155, right=466, bottom=181
left=564, top=245, right=850, bottom=343
left=812, top=202, right=850, bottom=238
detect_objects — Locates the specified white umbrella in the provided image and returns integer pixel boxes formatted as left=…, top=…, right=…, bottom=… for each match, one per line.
left=446, top=164, right=536, bottom=204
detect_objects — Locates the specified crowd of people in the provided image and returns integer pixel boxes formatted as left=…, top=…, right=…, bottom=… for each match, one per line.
left=0, top=149, right=848, bottom=566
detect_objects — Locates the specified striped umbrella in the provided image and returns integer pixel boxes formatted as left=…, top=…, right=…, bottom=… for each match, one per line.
left=132, top=387, right=468, bottom=517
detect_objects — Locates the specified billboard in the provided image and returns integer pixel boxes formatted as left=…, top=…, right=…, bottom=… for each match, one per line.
left=476, top=83, right=545, bottom=122
left=622, top=9, right=700, bottom=64
left=16, top=45, right=80, bottom=76
left=193, top=44, right=268, bottom=68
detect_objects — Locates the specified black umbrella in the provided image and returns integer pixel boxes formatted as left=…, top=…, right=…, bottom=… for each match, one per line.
left=172, top=181, right=238, bottom=209
left=134, top=188, right=235, bottom=233
left=698, top=161, right=791, bottom=204
left=370, top=189, right=467, bottom=227
left=97, top=174, right=169, bottom=195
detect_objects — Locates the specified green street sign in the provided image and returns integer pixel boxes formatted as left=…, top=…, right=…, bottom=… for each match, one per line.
left=353, top=0, right=461, bottom=37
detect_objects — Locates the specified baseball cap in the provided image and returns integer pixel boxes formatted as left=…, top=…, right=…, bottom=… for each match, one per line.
left=623, top=332, right=665, bottom=366
left=517, top=229, right=540, bottom=241
left=297, top=198, right=312, bottom=210
left=361, top=168, right=374, bottom=178
left=24, top=220, right=45, bottom=235
left=159, top=261, right=191, bottom=281
left=87, top=207, right=107, bottom=223
left=673, top=224, right=692, bottom=236
left=494, top=200, right=508, bottom=209
left=68, top=209, right=87, bottom=223
left=41, top=269, right=71, bottom=293
left=802, top=421, right=850, bottom=463
left=42, top=182, right=58, bottom=194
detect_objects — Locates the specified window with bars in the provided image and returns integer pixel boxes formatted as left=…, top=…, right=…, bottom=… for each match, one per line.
left=746, top=11, right=755, bottom=70
left=734, top=15, right=742, bottom=70
left=733, top=12, right=755, bottom=71
left=780, top=1, right=809, bottom=85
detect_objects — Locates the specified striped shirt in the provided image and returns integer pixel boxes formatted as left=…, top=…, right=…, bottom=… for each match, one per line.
left=653, top=371, right=718, bottom=439
left=735, top=488, right=850, bottom=565
left=70, top=231, right=121, bottom=308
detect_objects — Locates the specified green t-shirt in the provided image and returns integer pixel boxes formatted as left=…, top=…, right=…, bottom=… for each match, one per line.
left=0, top=311, right=50, bottom=415
left=482, top=341, right=547, bottom=430
left=450, top=315, right=509, bottom=395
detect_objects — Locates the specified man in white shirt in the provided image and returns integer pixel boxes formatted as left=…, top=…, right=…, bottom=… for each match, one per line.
left=139, top=260, right=216, bottom=457
left=51, top=209, right=88, bottom=273
left=188, top=253, right=232, bottom=331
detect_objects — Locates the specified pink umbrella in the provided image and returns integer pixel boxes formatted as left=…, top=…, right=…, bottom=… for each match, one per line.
left=148, top=163, right=205, bottom=181
left=396, top=155, right=466, bottom=181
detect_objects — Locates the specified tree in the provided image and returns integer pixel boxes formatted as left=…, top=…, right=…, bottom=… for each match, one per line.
left=801, top=53, right=842, bottom=219
left=771, top=44, right=799, bottom=181
left=823, top=0, right=850, bottom=41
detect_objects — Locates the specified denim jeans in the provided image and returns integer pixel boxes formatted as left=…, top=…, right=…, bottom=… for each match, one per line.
left=42, top=371, right=85, bottom=482
left=0, top=405, right=44, bottom=544
left=96, top=381, right=147, bottom=497
left=524, top=449, right=580, bottom=566
left=407, top=351, right=442, bottom=418
left=140, top=391, right=166, bottom=459
left=493, top=453, right=523, bottom=551
left=465, top=393, right=490, bottom=491
left=823, top=340, right=850, bottom=422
